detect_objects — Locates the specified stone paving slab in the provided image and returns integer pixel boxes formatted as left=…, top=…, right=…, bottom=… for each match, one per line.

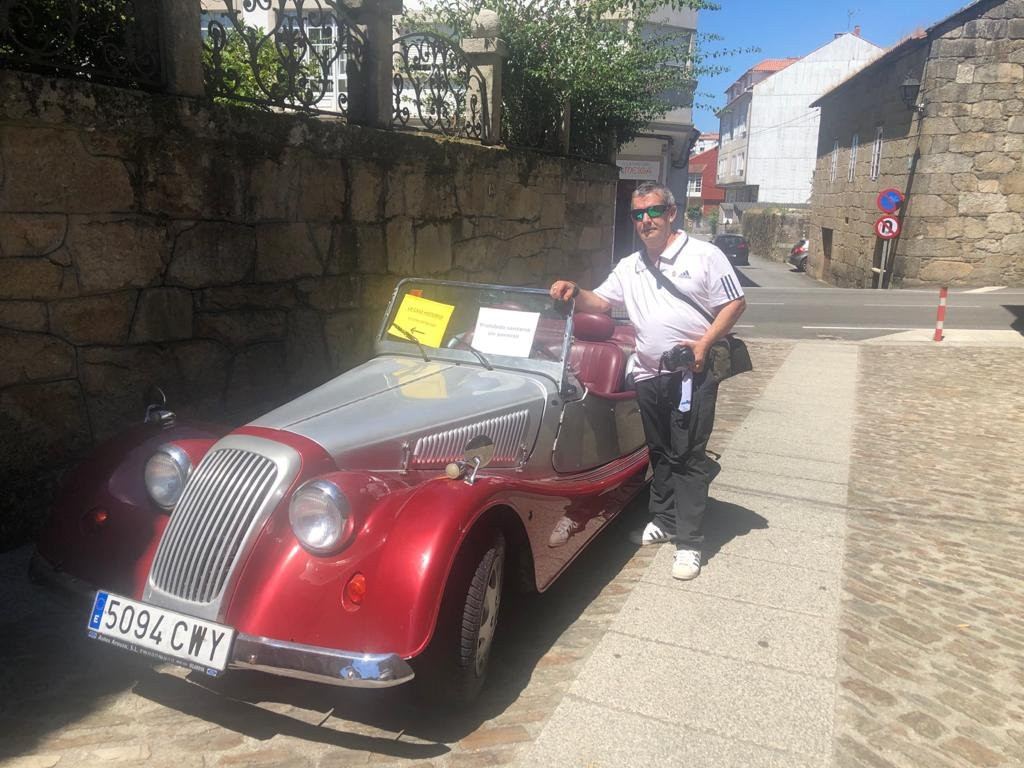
left=712, top=469, right=848, bottom=506
left=637, top=544, right=842, bottom=617
left=718, top=448, right=851, bottom=486
left=564, top=632, right=836, bottom=758
left=528, top=696, right=829, bottom=768
left=700, top=509, right=846, bottom=573
left=707, top=489, right=848, bottom=538
left=611, top=582, right=838, bottom=676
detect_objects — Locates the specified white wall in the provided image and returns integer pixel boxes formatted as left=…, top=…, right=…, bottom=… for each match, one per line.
left=746, top=34, right=882, bottom=205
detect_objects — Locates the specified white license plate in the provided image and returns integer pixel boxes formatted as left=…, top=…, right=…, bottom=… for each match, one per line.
left=87, top=591, right=235, bottom=676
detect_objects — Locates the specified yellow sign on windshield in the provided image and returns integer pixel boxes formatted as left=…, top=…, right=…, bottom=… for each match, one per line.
left=387, top=293, right=455, bottom=348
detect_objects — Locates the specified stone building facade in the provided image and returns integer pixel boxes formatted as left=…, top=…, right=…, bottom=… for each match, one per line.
left=0, top=70, right=616, bottom=548
left=808, top=0, right=1024, bottom=288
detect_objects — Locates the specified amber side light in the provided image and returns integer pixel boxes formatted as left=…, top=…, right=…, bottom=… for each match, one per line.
left=82, top=508, right=109, bottom=534
left=344, top=573, right=367, bottom=607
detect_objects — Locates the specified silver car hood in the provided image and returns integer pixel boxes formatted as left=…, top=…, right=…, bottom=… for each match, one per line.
left=250, top=356, right=549, bottom=469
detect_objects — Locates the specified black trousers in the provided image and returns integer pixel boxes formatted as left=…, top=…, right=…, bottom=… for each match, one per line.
left=634, top=370, right=720, bottom=550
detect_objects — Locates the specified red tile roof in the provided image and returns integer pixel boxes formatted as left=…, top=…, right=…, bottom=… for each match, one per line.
left=752, top=58, right=799, bottom=73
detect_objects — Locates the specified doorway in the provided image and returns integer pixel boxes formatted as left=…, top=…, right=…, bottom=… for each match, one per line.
left=821, top=227, right=833, bottom=280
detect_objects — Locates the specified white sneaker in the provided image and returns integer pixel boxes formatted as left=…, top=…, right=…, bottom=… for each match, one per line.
left=630, top=521, right=674, bottom=546
left=548, top=516, right=581, bottom=547
left=672, top=549, right=702, bottom=581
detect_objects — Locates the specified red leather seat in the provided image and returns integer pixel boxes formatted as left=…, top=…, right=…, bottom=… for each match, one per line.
left=569, top=314, right=626, bottom=395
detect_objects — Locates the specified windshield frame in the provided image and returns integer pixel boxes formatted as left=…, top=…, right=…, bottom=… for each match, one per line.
left=374, top=278, right=575, bottom=392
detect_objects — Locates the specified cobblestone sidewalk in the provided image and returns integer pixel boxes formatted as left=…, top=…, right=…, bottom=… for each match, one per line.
left=836, top=345, right=1024, bottom=768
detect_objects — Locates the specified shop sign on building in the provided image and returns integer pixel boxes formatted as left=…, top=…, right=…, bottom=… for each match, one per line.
left=615, top=159, right=662, bottom=181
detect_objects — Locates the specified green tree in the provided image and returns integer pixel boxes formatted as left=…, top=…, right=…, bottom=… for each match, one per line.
left=686, top=204, right=703, bottom=224
left=404, top=0, right=745, bottom=162
left=707, top=208, right=720, bottom=235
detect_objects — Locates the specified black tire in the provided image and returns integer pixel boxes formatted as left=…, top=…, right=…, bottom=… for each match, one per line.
left=798, top=256, right=808, bottom=272
left=415, top=529, right=506, bottom=708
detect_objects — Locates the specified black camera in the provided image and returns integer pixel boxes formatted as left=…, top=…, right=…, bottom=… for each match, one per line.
left=660, top=344, right=695, bottom=372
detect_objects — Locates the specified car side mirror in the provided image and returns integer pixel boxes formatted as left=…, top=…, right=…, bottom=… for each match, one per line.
left=143, top=385, right=176, bottom=428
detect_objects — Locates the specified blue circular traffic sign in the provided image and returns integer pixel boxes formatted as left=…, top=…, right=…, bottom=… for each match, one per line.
left=877, top=187, right=904, bottom=213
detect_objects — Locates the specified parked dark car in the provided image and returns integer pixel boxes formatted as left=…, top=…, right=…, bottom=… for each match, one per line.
left=712, top=234, right=750, bottom=266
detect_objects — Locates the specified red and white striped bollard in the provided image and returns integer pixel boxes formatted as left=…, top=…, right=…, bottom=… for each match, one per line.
left=933, top=286, right=947, bottom=342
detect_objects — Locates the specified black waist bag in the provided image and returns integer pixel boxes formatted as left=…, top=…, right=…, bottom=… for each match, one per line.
left=640, top=251, right=753, bottom=383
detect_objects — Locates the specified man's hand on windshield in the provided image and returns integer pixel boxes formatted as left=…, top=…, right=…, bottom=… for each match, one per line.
left=549, top=281, right=578, bottom=302
left=549, top=280, right=611, bottom=314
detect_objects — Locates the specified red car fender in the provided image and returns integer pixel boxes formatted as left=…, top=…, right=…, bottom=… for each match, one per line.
left=368, top=475, right=525, bottom=659
left=35, top=422, right=225, bottom=598
left=221, top=471, right=523, bottom=660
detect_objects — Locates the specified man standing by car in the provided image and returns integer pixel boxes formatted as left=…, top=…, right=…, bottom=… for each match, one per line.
left=549, top=182, right=746, bottom=580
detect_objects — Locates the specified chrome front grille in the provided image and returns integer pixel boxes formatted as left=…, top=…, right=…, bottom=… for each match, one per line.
left=412, top=410, right=529, bottom=468
left=150, top=448, right=279, bottom=604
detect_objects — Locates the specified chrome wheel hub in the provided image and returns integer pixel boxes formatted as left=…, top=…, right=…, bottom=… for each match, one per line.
left=475, top=552, right=503, bottom=676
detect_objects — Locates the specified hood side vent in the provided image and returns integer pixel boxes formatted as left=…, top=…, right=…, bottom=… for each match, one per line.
left=412, top=410, right=529, bottom=468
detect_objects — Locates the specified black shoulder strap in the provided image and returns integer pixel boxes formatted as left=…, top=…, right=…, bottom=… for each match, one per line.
left=639, top=248, right=716, bottom=325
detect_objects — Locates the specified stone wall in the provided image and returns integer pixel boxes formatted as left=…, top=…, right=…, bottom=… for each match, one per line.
left=808, top=0, right=1024, bottom=288
left=808, top=43, right=928, bottom=287
left=0, top=70, right=617, bottom=549
left=741, top=207, right=810, bottom=263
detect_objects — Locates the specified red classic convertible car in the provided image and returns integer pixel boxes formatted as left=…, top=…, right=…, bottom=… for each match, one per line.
left=32, top=279, right=647, bottom=705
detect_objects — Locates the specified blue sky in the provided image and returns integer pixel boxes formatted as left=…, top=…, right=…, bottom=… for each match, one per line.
left=692, top=0, right=972, bottom=131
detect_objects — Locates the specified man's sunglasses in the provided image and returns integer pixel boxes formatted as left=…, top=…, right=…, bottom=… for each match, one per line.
left=630, top=204, right=673, bottom=221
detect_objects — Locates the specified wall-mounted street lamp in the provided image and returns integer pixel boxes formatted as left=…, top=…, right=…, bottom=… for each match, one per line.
left=899, top=73, right=924, bottom=113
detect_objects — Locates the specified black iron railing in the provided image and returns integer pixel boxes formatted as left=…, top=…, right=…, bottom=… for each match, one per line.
left=392, top=32, right=489, bottom=142
left=0, top=0, right=163, bottom=89
left=202, top=0, right=366, bottom=117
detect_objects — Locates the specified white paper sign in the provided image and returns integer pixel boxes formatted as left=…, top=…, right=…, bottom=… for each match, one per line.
left=472, top=308, right=541, bottom=358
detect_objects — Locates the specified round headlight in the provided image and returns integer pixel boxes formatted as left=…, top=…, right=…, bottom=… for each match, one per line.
left=289, top=480, right=351, bottom=555
left=144, top=446, right=192, bottom=509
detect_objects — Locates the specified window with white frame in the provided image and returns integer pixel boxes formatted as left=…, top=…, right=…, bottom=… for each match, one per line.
left=737, top=152, right=745, bottom=175
left=870, top=126, right=883, bottom=180
left=830, top=139, right=839, bottom=182
left=848, top=133, right=859, bottom=182
left=688, top=175, right=703, bottom=196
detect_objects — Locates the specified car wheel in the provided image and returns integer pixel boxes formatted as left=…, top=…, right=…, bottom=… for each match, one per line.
left=799, top=256, right=808, bottom=272
left=417, top=529, right=506, bottom=708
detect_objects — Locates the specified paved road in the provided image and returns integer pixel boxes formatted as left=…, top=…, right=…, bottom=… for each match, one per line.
left=733, top=255, right=1024, bottom=342
left=3, top=335, right=1023, bottom=767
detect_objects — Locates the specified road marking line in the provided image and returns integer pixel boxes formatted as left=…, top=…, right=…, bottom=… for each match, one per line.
left=962, top=286, right=1005, bottom=293
left=747, top=302, right=785, bottom=305
left=803, top=326, right=930, bottom=331
left=863, top=303, right=980, bottom=308
left=734, top=324, right=755, bottom=328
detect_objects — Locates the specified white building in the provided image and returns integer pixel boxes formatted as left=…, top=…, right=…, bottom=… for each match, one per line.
left=716, top=31, right=882, bottom=208
left=613, top=5, right=698, bottom=259
left=691, top=132, right=718, bottom=155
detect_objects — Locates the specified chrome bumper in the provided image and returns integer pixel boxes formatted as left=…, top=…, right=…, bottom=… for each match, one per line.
left=231, top=635, right=414, bottom=688
left=30, top=552, right=415, bottom=689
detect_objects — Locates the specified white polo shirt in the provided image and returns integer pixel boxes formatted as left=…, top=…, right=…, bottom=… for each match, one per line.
left=594, top=231, right=744, bottom=381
